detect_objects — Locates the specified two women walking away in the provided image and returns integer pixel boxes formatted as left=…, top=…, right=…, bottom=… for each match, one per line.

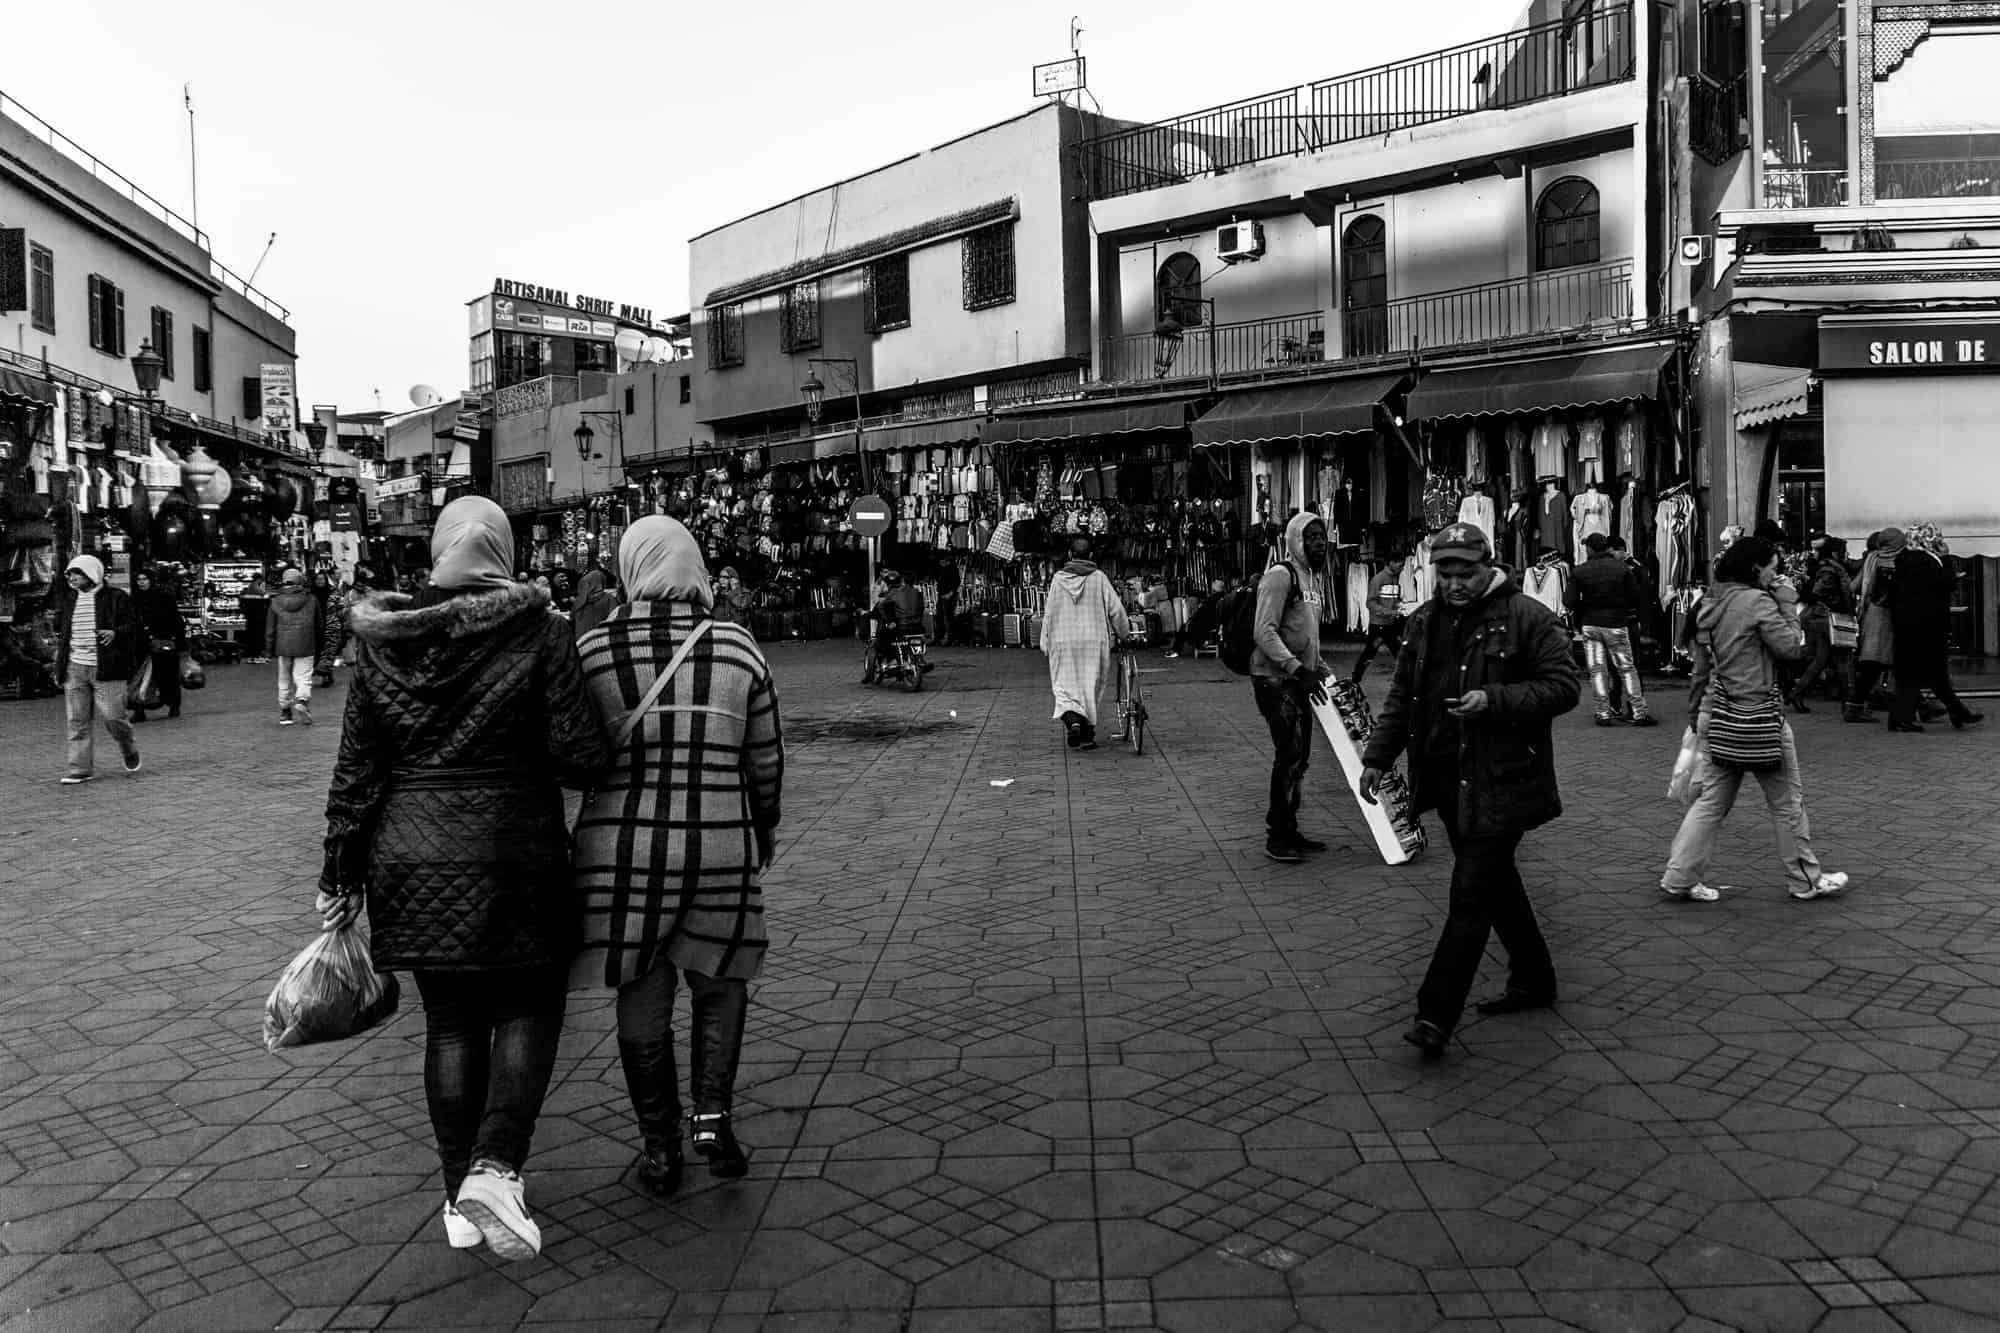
left=572, top=517, right=784, bottom=1198
left=318, top=497, right=610, bottom=1260
left=1660, top=536, right=1849, bottom=905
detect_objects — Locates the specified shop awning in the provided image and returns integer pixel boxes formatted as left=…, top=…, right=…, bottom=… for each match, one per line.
left=1404, top=343, right=1674, bottom=421
left=979, top=397, right=1190, bottom=446
left=862, top=416, right=981, bottom=453
left=1190, top=372, right=1407, bottom=448
left=0, top=365, right=57, bottom=408
left=1733, top=362, right=1814, bottom=430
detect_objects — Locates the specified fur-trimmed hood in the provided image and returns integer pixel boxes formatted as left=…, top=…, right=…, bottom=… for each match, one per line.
left=348, top=582, right=550, bottom=644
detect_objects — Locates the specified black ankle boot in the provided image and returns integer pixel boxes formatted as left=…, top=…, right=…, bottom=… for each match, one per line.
left=690, top=1113, right=748, bottom=1179
left=636, top=1143, right=684, bottom=1198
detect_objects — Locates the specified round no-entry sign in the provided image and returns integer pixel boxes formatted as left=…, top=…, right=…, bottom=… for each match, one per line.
left=847, top=496, right=892, bottom=538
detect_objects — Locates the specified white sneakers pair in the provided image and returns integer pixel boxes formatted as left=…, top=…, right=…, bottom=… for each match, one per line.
left=1660, top=871, right=1849, bottom=903
left=444, top=1160, right=541, bottom=1260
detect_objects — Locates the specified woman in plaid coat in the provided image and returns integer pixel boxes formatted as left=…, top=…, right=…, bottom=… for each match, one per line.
left=572, top=516, right=783, bottom=1199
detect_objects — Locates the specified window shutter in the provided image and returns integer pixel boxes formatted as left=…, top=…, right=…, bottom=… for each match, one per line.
left=244, top=376, right=261, bottom=421
left=89, top=274, right=103, bottom=349
left=113, top=287, right=126, bottom=355
left=0, top=230, right=25, bottom=312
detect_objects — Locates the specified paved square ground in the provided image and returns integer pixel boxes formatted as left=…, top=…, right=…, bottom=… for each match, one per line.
left=3, top=641, right=1999, bottom=1331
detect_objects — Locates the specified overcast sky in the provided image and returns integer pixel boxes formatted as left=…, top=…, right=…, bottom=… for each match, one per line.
left=10, top=0, right=1527, bottom=412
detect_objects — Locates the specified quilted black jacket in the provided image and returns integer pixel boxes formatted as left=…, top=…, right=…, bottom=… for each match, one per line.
left=322, top=582, right=610, bottom=971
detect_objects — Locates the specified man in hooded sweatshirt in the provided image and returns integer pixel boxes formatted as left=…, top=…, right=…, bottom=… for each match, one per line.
left=1252, top=512, right=1334, bottom=861
left=267, top=567, right=324, bottom=725
left=1359, top=524, right=1580, bottom=1057
left=53, top=554, right=143, bottom=784
left=1042, top=537, right=1129, bottom=749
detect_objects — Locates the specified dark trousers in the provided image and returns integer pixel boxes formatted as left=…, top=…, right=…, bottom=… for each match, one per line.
left=1851, top=660, right=1887, bottom=709
left=1415, top=766, right=1556, bottom=1035
left=1890, top=662, right=1971, bottom=726
left=1350, top=618, right=1404, bottom=681
left=935, top=596, right=956, bottom=645
left=615, top=960, right=748, bottom=1151
left=412, top=965, right=567, bottom=1195
left=1252, top=676, right=1313, bottom=838
left=142, top=647, right=182, bottom=714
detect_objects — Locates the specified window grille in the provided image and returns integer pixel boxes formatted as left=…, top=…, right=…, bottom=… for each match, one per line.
left=866, top=254, right=911, bottom=332
left=707, top=302, right=745, bottom=368
left=780, top=281, right=821, bottom=353
left=962, top=224, right=1016, bottom=311
left=1535, top=178, right=1601, bottom=270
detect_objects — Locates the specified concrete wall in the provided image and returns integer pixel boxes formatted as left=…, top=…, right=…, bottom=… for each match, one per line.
left=689, top=104, right=1090, bottom=427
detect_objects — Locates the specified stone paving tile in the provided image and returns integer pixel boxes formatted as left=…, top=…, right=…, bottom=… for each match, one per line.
left=5, top=644, right=2000, bottom=1331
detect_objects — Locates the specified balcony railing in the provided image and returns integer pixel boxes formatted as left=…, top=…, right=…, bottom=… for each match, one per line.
left=1094, top=261, right=1634, bottom=384
left=1077, top=4, right=1634, bottom=201
left=1690, top=76, right=1749, bottom=165
left=1100, top=311, right=1325, bottom=384
left=1877, top=156, right=2000, bottom=201
left=1763, top=167, right=1846, bottom=209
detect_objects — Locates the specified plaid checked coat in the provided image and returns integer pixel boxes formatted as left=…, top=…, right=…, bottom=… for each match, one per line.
left=571, top=601, right=783, bottom=988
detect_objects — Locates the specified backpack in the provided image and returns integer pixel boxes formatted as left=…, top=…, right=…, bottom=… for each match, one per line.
left=1217, top=565, right=1297, bottom=676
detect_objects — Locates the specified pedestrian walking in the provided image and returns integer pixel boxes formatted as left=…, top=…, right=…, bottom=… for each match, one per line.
left=1348, top=553, right=1407, bottom=683
left=1567, top=533, right=1657, bottom=726
left=266, top=569, right=323, bottom=725
left=238, top=573, right=271, bottom=663
left=709, top=566, right=752, bottom=629
left=1358, top=524, right=1580, bottom=1056
left=1886, top=524, right=1982, bottom=732
left=572, top=516, right=784, bottom=1198
left=1253, top=512, right=1333, bottom=862
left=130, top=567, right=185, bottom=722
left=1660, top=535, right=1850, bottom=903
left=310, top=572, right=343, bottom=687
left=1791, top=536, right=1855, bottom=713
left=572, top=566, right=620, bottom=638
left=935, top=561, right=961, bottom=646
left=1164, top=578, right=1228, bottom=658
left=1042, top=537, right=1130, bottom=750
left=317, top=496, right=609, bottom=1260
left=1848, top=531, right=1895, bottom=722
left=53, top=554, right=144, bottom=784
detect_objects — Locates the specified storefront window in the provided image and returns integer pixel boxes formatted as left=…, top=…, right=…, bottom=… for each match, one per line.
left=1872, top=25, right=2000, bottom=201
left=1758, top=0, right=1848, bottom=208
left=1774, top=419, right=1824, bottom=549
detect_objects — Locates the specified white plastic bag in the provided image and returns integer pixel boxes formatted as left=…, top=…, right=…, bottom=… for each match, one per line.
left=1667, top=725, right=1706, bottom=807
left=263, top=922, right=400, bottom=1053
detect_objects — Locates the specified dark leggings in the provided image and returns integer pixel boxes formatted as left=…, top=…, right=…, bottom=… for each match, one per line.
left=412, top=965, right=567, bottom=1195
left=615, top=959, right=748, bottom=1153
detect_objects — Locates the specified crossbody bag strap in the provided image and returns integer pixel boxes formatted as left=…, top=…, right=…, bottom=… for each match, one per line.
left=610, top=620, right=713, bottom=749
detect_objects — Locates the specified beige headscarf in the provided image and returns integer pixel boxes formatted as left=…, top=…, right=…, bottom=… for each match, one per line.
left=429, top=496, right=515, bottom=591
left=620, top=515, right=713, bottom=609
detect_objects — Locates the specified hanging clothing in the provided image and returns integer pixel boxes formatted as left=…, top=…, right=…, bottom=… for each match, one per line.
left=1397, top=555, right=1420, bottom=606
left=1457, top=492, right=1496, bottom=537
left=1346, top=561, right=1371, bottom=633
left=1570, top=488, right=1611, bottom=554
left=1575, top=417, right=1604, bottom=485
left=1521, top=563, right=1569, bottom=618
left=1537, top=487, right=1570, bottom=560
left=1531, top=416, right=1568, bottom=480
left=1655, top=493, right=1696, bottom=608
left=1464, top=426, right=1487, bottom=485
left=1506, top=425, right=1531, bottom=494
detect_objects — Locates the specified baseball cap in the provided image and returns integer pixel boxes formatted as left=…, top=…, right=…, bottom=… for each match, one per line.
left=281, top=568, right=306, bottom=586
left=1428, top=523, right=1492, bottom=564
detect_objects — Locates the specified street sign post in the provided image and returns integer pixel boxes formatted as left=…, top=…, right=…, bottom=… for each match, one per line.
left=848, top=496, right=892, bottom=622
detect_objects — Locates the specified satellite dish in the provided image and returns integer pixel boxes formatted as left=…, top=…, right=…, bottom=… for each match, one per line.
left=1170, top=141, right=1213, bottom=177
left=613, top=328, right=645, bottom=362
left=410, top=384, right=442, bottom=408
left=641, top=337, right=668, bottom=363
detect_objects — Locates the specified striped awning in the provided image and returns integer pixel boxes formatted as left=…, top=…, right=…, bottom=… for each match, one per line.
left=1733, top=362, right=1814, bottom=430
left=979, top=397, right=1192, bottom=446
left=1190, top=371, right=1407, bottom=448
left=0, top=366, right=56, bottom=408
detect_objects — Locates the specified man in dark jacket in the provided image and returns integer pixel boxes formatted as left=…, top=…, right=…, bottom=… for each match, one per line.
left=1359, top=524, right=1580, bottom=1056
left=53, top=554, right=144, bottom=784
left=267, top=568, right=323, bottom=725
left=1566, top=533, right=1656, bottom=726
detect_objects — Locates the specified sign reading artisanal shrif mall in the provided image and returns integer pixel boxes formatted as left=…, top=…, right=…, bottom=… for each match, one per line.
left=1819, top=316, right=2000, bottom=372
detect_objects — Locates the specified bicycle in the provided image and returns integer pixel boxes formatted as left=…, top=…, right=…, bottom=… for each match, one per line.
left=1112, top=629, right=1149, bottom=755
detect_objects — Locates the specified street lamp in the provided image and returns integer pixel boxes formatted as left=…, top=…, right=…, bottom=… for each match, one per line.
left=130, top=339, right=165, bottom=400
left=799, top=357, right=873, bottom=605
left=302, top=419, right=329, bottom=453
left=1153, top=298, right=1217, bottom=389
left=573, top=420, right=594, bottom=459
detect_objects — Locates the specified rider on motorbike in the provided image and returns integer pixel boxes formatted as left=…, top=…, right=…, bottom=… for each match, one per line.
left=871, top=570, right=927, bottom=668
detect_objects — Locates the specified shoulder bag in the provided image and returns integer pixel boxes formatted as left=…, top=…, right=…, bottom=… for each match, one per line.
left=1705, top=682, right=1785, bottom=772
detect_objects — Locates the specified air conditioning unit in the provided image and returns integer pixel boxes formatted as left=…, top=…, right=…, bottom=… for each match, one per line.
left=1216, top=220, right=1266, bottom=263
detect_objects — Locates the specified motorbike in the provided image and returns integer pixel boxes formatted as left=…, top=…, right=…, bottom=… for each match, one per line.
left=862, top=619, right=929, bottom=692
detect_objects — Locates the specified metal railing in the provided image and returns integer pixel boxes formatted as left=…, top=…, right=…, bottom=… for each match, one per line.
left=1877, top=155, right=2000, bottom=201
left=1098, top=311, right=1324, bottom=384
left=1690, top=75, right=1748, bottom=165
left=1763, top=167, right=1847, bottom=209
left=1308, top=3, right=1634, bottom=144
left=1076, top=4, right=1635, bottom=200
left=1, top=90, right=293, bottom=323
left=1377, top=259, right=1634, bottom=354
left=0, top=344, right=304, bottom=454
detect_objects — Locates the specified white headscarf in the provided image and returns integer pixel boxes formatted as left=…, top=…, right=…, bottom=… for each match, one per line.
left=66, top=554, right=105, bottom=589
left=619, top=515, right=713, bottom=609
left=428, top=497, right=515, bottom=591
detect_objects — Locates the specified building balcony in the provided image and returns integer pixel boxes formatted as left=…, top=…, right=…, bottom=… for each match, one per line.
left=1078, top=3, right=1635, bottom=202
left=1877, top=155, right=2000, bottom=202
left=1096, top=260, right=1635, bottom=385
left=1763, top=166, right=1848, bottom=210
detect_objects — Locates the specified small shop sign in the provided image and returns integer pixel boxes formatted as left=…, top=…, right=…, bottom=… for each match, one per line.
left=1820, top=317, right=2000, bottom=372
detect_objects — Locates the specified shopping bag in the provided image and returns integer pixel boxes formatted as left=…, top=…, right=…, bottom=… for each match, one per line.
left=262, top=921, right=400, bottom=1053
left=180, top=651, right=206, bottom=690
left=1667, top=725, right=1706, bottom=807
left=126, top=657, right=155, bottom=711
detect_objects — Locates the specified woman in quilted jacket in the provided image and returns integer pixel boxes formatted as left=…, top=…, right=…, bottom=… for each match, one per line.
left=572, top=516, right=783, bottom=1200
left=317, top=496, right=609, bottom=1261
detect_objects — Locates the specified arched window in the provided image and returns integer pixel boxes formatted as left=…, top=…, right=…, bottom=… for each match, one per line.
left=1535, top=177, right=1601, bottom=270
left=1341, top=216, right=1387, bottom=357
left=1155, top=252, right=1204, bottom=327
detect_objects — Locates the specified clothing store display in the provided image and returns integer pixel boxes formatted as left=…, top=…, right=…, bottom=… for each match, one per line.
left=1575, top=417, right=1604, bottom=485
left=1570, top=487, right=1610, bottom=555
left=1616, top=406, right=1644, bottom=477
left=1654, top=492, right=1697, bottom=608
left=1457, top=492, right=1496, bottom=537
left=1537, top=486, right=1569, bottom=560
left=1521, top=562, right=1568, bottom=618
left=1531, top=415, right=1568, bottom=480
left=1464, top=426, right=1487, bottom=485
left=1505, top=425, right=1530, bottom=494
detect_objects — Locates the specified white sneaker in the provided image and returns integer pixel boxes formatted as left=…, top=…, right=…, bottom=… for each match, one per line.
left=294, top=701, right=313, bottom=727
left=1792, top=871, right=1849, bottom=901
left=452, top=1160, right=540, bottom=1260
left=441, top=1201, right=481, bottom=1249
left=1661, top=883, right=1722, bottom=902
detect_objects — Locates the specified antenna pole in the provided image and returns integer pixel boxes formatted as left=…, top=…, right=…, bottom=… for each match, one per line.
left=185, top=85, right=198, bottom=230
left=247, top=232, right=277, bottom=286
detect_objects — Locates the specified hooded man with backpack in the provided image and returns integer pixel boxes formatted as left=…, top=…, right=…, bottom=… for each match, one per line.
left=1249, top=512, right=1332, bottom=862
